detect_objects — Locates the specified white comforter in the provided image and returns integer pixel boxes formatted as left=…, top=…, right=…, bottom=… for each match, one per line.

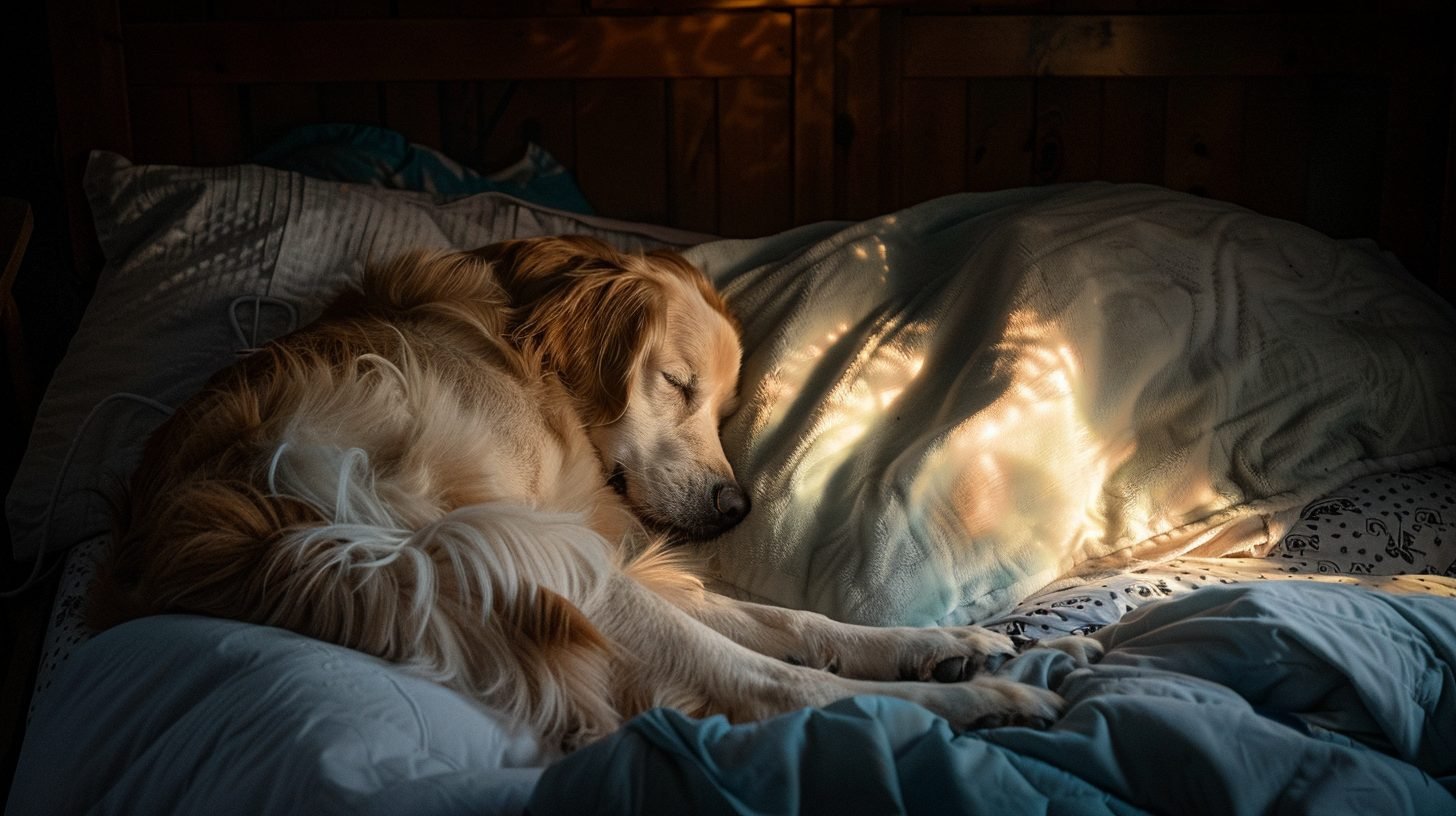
left=694, top=184, right=1456, bottom=625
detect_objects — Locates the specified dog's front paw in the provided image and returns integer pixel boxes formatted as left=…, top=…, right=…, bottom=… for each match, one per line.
left=896, top=626, right=1018, bottom=683
left=1030, top=635, right=1104, bottom=667
left=927, top=677, right=1065, bottom=731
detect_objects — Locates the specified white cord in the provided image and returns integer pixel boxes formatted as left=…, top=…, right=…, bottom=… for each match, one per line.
left=228, top=295, right=298, bottom=354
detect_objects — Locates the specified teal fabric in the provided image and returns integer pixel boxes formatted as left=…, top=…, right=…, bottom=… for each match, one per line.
left=253, top=124, right=593, bottom=214
left=529, top=583, right=1456, bottom=815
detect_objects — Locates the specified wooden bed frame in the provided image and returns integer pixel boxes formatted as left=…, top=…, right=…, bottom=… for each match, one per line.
left=44, top=0, right=1456, bottom=299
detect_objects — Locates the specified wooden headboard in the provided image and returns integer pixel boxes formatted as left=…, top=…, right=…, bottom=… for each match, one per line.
left=48, top=0, right=1456, bottom=299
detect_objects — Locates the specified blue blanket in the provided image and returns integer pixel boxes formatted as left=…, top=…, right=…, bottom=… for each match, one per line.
left=253, top=124, right=593, bottom=213
left=529, top=583, right=1456, bottom=815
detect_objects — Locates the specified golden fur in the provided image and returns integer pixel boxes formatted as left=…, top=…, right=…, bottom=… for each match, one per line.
left=92, top=236, right=1090, bottom=751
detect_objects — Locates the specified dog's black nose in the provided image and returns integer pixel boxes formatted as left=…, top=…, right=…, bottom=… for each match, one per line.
left=712, top=482, right=749, bottom=527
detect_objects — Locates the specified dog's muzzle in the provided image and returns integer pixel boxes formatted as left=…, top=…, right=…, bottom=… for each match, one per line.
left=712, top=482, right=749, bottom=529
left=609, top=465, right=750, bottom=540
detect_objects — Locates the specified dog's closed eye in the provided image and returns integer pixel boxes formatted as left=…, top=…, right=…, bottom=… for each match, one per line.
left=662, top=371, right=696, bottom=406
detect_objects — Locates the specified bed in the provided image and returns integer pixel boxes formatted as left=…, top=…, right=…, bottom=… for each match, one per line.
left=7, top=1, right=1456, bottom=813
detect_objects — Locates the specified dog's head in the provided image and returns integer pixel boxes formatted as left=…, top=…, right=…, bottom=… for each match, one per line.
left=479, top=237, right=748, bottom=540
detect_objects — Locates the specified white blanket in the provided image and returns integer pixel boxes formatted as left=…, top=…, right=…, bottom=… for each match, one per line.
left=692, top=185, right=1456, bottom=626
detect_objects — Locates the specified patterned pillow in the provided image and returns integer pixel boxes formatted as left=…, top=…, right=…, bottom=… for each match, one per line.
left=981, top=466, right=1456, bottom=647
left=1271, top=467, right=1456, bottom=577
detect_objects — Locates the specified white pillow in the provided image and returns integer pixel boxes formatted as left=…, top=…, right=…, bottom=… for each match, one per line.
left=6, top=152, right=707, bottom=561
left=692, top=185, right=1456, bottom=625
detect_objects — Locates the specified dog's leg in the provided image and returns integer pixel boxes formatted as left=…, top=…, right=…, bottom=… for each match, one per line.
left=667, top=591, right=1102, bottom=683
left=583, top=570, right=1065, bottom=733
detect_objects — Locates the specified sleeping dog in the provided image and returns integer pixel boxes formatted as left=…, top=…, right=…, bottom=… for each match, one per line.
left=91, top=237, right=1094, bottom=750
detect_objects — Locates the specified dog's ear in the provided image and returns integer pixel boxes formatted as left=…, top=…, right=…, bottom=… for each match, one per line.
left=478, top=237, right=662, bottom=425
left=471, top=236, right=620, bottom=303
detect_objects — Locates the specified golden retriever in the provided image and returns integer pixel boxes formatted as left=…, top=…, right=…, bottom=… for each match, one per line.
left=91, top=236, right=1090, bottom=750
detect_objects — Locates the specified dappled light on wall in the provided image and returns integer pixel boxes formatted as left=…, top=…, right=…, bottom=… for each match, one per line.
left=523, top=13, right=790, bottom=80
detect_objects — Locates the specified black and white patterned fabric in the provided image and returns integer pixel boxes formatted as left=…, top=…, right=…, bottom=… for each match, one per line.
left=985, top=467, right=1456, bottom=647
left=1271, top=467, right=1455, bottom=576
left=30, top=536, right=104, bottom=720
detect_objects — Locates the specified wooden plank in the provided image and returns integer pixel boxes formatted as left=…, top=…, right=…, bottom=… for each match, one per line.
left=793, top=7, right=834, bottom=225
left=594, top=0, right=898, bottom=7
left=398, top=0, right=579, bottom=15
left=526, top=81, right=578, bottom=174
left=1235, top=77, right=1310, bottom=223
left=480, top=81, right=576, bottom=175
left=189, top=85, right=245, bottom=164
left=0, top=199, right=34, bottom=305
left=49, top=0, right=132, bottom=287
left=383, top=82, right=443, bottom=150
left=473, top=81, right=518, bottom=171
left=1033, top=77, right=1102, bottom=184
left=129, top=84, right=194, bottom=165
left=592, top=0, right=1181, bottom=7
left=1441, top=64, right=1456, bottom=300
left=317, top=82, right=383, bottom=126
left=438, top=81, right=483, bottom=170
left=245, top=83, right=323, bottom=152
left=1379, top=67, right=1448, bottom=284
left=124, top=15, right=793, bottom=84
left=0, top=200, right=35, bottom=411
left=120, top=0, right=208, bottom=21
left=575, top=80, right=668, bottom=224
left=1163, top=77, right=1244, bottom=201
left=1305, top=77, right=1384, bottom=242
left=1099, top=78, right=1165, bottom=184
left=211, top=0, right=286, bottom=18
left=474, top=81, right=519, bottom=172
left=667, top=79, right=719, bottom=234
left=276, top=0, right=391, bottom=16
left=966, top=79, right=1034, bottom=192
left=878, top=9, right=904, bottom=213
left=718, top=77, right=792, bottom=237
left=836, top=8, right=897, bottom=220
left=213, top=0, right=390, bottom=18
left=904, top=15, right=1416, bottom=78
left=899, top=79, right=966, bottom=206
